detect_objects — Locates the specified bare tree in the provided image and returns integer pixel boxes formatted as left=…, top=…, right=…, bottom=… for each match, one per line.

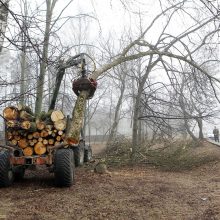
left=0, top=0, right=9, bottom=52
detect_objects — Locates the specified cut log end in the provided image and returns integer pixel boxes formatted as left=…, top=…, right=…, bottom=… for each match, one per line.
left=36, top=121, right=46, bottom=130
left=23, top=147, right=34, bottom=156
left=3, top=106, right=19, bottom=120
left=34, top=142, right=46, bottom=155
left=54, top=119, right=66, bottom=131
left=51, top=110, right=65, bottom=122
left=18, top=138, right=29, bottom=149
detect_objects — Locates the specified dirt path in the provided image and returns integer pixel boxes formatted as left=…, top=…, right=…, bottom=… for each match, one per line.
left=0, top=143, right=220, bottom=220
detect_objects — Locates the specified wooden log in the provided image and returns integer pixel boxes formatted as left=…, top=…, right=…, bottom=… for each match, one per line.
left=33, top=139, right=38, bottom=144
left=29, top=140, right=35, bottom=146
left=46, top=124, right=53, bottom=130
left=33, top=132, right=40, bottom=139
left=54, top=119, right=66, bottom=131
left=10, top=139, right=18, bottom=146
left=19, top=110, right=35, bottom=121
left=3, top=106, right=19, bottom=120
left=51, top=132, right=56, bottom=137
left=18, top=130, right=27, bottom=137
left=47, top=145, right=53, bottom=152
left=43, top=139, right=48, bottom=145
left=66, top=90, right=88, bottom=145
left=58, top=130, right=63, bottom=136
left=23, top=147, right=33, bottom=156
left=51, top=110, right=65, bottom=122
left=36, top=121, right=46, bottom=130
left=27, top=134, right=33, bottom=140
left=47, top=130, right=52, bottom=135
left=17, top=104, right=33, bottom=114
left=21, top=121, right=37, bottom=131
left=54, top=141, right=61, bottom=145
left=48, top=139, right=54, bottom=145
left=22, top=132, right=28, bottom=137
left=38, top=137, right=43, bottom=142
left=18, top=138, right=28, bottom=149
left=6, top=132, right=13, bottom=140
left=6, top=120, right=20, bottom=128
left=21, top=120, right=30, bottom=130
left=39, top=110, right=53, bottom=122
left=38, top=111, right=47, bottom=121
left=12, top=131, right=19, bottom=136
left=56, top=136, right=61, bottom=141
left=14, top=135, right=21, bottom=141
left=40, top=130, right=49, bottom=138
left=34, top=142, right=46, bottom=155
left=61, top=134, right=65, bottom=140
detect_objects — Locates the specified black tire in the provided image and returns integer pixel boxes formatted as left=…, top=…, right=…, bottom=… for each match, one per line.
left=14, top=166, right=25, bottom=181
left=54, top=149, right=75, bottom=187
left=74, top=147, right=84, bottom=167
left=0, top=150, right=14, bottom=187
left=84, top=146, right=92, bottom=162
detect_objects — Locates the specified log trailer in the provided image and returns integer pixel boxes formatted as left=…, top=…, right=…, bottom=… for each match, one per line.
left=0, top=54, right=97, bottom=187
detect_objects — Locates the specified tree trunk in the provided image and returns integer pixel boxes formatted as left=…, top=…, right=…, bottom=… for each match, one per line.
left=35, top=0, right=57, bottom=115
left=196, top=112, right=204, bottom=139
left=48, top=65, right=65, bottom=110
left=179, top=100, right=198, bottom=141
left=66, top=90, right=89, bottom=144
left=107, top=75, right=126, bottom=146
left=20, top=51, right=26, bottom=105
left=132, top=56, right=158, bottom=159
left=138, top=118, right=142, bottom=145
left=0, top=0, right=9, bottom=53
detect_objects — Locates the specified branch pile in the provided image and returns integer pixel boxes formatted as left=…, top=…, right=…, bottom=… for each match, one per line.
left=3, top=105, right=67, bottom=156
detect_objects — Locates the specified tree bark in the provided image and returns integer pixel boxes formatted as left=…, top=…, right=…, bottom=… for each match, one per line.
left=35, top=0, right=57, bottom=115
left=107, top=72, right=126, bottom=146
left=179, top=96, right=198, bottom=141
left=196, top=112, right=204, bottom=139
left=48, top=65, right=65, bottom=110
left=65, top=90, right=89, bottom=144
left=0, top=0, right=9, bottom=52
left=132, top=56, right=159, bottom=159
left=20, top=50, right=26, bottom=105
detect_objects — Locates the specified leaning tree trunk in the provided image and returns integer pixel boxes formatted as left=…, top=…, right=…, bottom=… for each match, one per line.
left=48, top=64, right=65, bottom=111
left=65, top=90, right=89, bottom=144
left=0, top=0, right=9, bottom=53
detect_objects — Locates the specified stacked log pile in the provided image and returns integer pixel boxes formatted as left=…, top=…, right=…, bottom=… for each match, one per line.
left=3, top=105, right=67, bottom=156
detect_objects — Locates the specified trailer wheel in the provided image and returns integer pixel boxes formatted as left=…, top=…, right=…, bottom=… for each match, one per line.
left=0, top=150, right=14, bottom=187
left=74, top=147, right=84, bottom=167
left=84, top=146, right=92, bottom=162
left=54, top=149, right=75, bottom=187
